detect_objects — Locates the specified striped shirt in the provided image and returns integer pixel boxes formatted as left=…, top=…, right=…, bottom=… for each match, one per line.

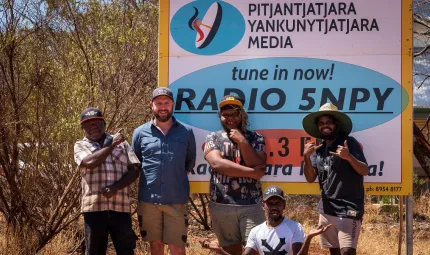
left=74, top=135, right=140, bottom=213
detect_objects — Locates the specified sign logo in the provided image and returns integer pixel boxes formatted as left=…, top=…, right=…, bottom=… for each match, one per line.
left=266, top=187, right=278, bottom=194
left=171, top=0, right=245, bottom=55
left=85, top=111, right=96, bottom=116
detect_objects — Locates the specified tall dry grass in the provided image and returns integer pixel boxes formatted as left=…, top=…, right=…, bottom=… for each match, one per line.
left=1, top=195, right=430, bottom=254
left=0, top=218, right=83, bottom=255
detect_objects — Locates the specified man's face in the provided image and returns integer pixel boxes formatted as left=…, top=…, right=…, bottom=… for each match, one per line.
left=263, top=196, right=285, bottom=222
left=317, top=115, right=337, bottom=139
left=151, top=96, right=174, bottom=122
left=82, top=119, right=105, bottom=142
left=220, top=107, right=241, bottom=131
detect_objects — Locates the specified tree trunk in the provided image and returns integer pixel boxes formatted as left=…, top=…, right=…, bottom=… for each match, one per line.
left=413, top=121, right=430, bottom=178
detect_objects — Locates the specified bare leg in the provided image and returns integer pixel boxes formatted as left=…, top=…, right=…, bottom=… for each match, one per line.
left=150, top=240, right=164, bottom=255
left=168, top=243, right=186, bottom=255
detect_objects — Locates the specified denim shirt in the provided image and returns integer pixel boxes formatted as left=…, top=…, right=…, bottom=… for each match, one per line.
left=132, top=117, right=196, bottom=204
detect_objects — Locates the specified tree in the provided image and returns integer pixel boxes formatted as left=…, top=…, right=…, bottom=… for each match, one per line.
left=0, top=0, right=158, bottom=252
left=413, top=0, right=430, bottom=179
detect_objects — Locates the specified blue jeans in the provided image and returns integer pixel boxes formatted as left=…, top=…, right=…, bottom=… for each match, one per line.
left=84, top=211, right=136, bottom=255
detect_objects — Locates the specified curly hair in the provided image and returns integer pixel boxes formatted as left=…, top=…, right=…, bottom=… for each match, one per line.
left=238, top=107, right=249, bottom=133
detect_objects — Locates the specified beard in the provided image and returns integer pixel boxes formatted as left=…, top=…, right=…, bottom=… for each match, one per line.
left=268, top=210, right=283, bottom=222
left=319, top=127, right=338, bottom=140
left=154, top=110, right=172, bottom=122
left=320, top=132, right=337, bottom=140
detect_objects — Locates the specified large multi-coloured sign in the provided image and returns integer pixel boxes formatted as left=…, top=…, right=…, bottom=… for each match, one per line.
left=160, top=0, right=413, bottom=195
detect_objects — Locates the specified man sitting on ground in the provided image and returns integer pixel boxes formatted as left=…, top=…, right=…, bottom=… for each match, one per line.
left=243, top=186, right=331, bottom=255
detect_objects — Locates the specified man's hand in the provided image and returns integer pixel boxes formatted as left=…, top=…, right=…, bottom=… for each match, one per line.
left=251, top=164, right=266, bottom=179
left=329, top=140, right=351, bottom=160
left=100, top=185, right=118, bottom=198
left=229, top=129, right=246, bottom=145
left=303, top=142, right=323, bottom=158
left=112, top=129, right=125, bottom=146
left=308, top=224, right=332, bottom=238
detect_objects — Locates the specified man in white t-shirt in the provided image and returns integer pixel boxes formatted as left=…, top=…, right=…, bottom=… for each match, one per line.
left=243, top=186, right=331, bottom=255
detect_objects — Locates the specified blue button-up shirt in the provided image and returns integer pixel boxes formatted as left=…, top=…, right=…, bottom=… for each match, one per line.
left=132, top=117, right=196, bottom=204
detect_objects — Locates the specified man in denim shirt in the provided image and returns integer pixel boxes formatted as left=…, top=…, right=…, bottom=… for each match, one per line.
left=132, top=87, right=196, bottom=255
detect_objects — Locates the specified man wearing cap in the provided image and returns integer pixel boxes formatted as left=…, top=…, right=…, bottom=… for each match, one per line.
left=132, top=87, right=196, bottom=255
left=244, top=185, right=332, bottom=255
left=74, top=107, right=141, bottom=255
left=302, top=103, right=368, bottom=255
left=203, top=95, right=267, bottom=255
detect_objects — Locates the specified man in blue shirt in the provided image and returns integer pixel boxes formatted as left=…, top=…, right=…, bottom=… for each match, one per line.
left=132, top=87, right=196, bottom=255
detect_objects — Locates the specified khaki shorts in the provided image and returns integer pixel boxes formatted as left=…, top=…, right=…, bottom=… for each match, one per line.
left=318, top=213, right=362, bottom=249
left=209, top=202, right=265, bottom=247
left=137, top=202, right=188, bottom=246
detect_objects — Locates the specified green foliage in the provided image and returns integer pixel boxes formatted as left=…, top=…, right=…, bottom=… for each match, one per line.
left=414, top=171, right=426, bottom=186
left=0, top=0, right=158, bottom=252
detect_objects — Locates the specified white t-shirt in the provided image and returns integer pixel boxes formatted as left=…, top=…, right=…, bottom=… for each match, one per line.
left=245, top=218, right=306, bottom=255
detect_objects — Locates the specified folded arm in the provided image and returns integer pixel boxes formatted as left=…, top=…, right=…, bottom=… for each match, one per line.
left=238, top=139, right=266, bottom=167
left=205, top=150, right=266, bottom=180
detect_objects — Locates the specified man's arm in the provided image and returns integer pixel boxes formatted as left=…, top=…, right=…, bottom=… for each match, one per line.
left=205, top=150, right=266, bottom=179
left=242, top=247, right=258, bottom=255
left=131, top=129, right=143, bottom=163
left=243, top=226, right=259, bottom=255
left=101, top=163, right=140, bottom=198
left=238, top=141, right=266, bottom=167
left=80, top=133, right=125, bottom=169
left=229, top=129, right=266, bottom=167
left=346, top=155, right=368, bottom=176
left=303, top=157, right=317, bottom=183
left=292, top=225, right=332, bottom=255
left=101, top=140, right=141, bottom=198
left=330, top=140, right=368, bottom=176
left=292, top=238, right=313, bottom=255
left=303, top=142, right=322, bottom=183
left=185, top=129, right=197, bottom=172
left=80, top=144, right=115, bottom=169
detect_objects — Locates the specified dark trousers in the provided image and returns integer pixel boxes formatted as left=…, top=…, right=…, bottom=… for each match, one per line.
left=84, top=211, right=136, bottom=255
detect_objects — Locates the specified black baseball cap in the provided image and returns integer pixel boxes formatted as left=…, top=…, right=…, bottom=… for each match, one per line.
left=80, top=107, right=104, bottom=124
left=263, top=186, right=286, bottom=201
left=152, top=87, right=174, bottom=101
left=219, top=95, right=244, bottom=109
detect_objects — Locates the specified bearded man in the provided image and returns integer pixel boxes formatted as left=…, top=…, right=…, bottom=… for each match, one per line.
left=132, top=87, right=196, bottom=255
left=302, top=103, right=368, bottom=255
left=243, top=186, right=331, bottom=255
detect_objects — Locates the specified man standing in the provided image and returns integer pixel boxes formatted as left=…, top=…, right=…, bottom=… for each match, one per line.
left=244, top=186, right=331, bottom=255
left=132, top=87, right=196, bottom=255
left=204, top=95, right=267, bottom=255
left=74, top=107, right=140, bottom=255
left=302, top=103, right=369, bottom=255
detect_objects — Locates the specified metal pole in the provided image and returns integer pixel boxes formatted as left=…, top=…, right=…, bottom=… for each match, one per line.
left=398, top=196, right=403, bottom=255
left=406, top=195, right=413, bottom=255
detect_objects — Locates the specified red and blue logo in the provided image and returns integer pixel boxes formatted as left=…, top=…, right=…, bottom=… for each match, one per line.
left=171, top=0, right=245, bottom=55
